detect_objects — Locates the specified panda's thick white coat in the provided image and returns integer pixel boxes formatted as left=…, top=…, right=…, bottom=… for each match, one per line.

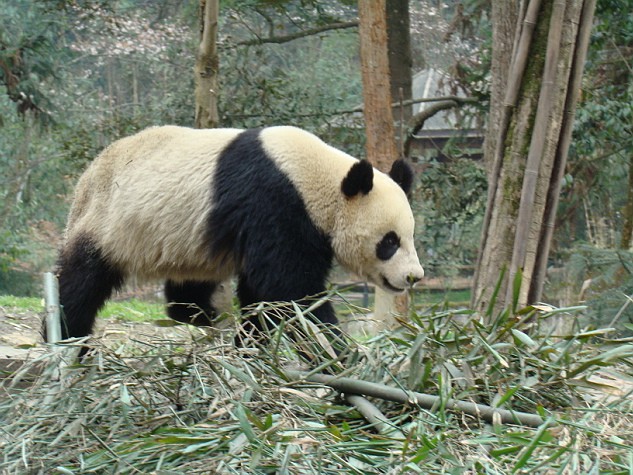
left=66, top=125, right=423, bottom=293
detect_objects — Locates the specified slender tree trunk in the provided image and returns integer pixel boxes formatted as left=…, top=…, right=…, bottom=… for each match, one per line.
left=387, top=0, right=412, bottom=150
left=359, top=0, right=399, bottom=172
left=0, top=113, right=32, bottom=223
left=107, top=57, right=115, bottom=115
left=194, top=0, right=219, bottom=129
left=621, top=159, right=633, bottom=250
left=532, top=0, right=597, bottom=295
left=386, top=0, right=414, bottom=316
left=472, top=0, right=595, bottom=318
left=358, top=0, right=406, bottom=327
left=132, top=61, right=139, bottom=112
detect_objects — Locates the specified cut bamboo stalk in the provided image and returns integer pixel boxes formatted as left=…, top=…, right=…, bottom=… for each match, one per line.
left=345, top=394, right=406, bottom=438
left=505, top=0, right=543, bottom=108
left=43, top=272, right=61, bottom=344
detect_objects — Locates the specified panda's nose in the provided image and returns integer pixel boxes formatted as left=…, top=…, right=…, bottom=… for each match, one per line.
left=407, top=273, right=423, bottom=286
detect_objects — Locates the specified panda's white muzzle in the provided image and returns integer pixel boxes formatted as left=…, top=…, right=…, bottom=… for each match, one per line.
left=378, top=260, right=425, bottom=294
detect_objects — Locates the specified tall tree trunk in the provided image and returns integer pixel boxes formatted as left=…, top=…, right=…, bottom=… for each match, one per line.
left=621, top=159, right=633, bottom=249
left=387, top=0, right=412, bottom=151
left=359, top=0, right=399, bottom=172
left=472, top=0, right=596, bottom=318
left=194, top=0, right=219, bottom=129
left=358, top=0, right=405, bottom=327
left=531, top=0, right=597, bottom=295
left=107, top=57, right=115, bottom=115
left=0, top=113, right=32, bottom=224
left=132, top=61, right=139, bottom=112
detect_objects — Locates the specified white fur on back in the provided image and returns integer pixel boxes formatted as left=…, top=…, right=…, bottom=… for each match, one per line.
left=66, top=126, right=243, bottom=281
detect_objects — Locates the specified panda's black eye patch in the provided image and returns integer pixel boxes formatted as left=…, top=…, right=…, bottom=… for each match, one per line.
left=376, top=231, right=400, bottom=261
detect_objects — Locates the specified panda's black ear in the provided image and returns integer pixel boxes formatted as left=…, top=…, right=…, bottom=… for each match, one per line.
left=389, top=159, right=414, bottom=195
left=342, top=160, right=374, bottom=197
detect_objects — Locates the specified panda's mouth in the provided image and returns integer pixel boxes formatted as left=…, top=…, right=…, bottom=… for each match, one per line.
left=381, top=275, right=405, bottom=293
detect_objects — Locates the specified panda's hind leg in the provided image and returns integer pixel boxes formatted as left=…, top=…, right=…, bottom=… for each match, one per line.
left=164, top=280, right=217, bottom=326
left=51, top=235, right=125, bottom=342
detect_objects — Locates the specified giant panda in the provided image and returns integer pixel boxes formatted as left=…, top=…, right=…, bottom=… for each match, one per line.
left=53, top=125, right=424, bottom=344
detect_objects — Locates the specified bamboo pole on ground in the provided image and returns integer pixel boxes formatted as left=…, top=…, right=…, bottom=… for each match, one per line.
left=288, top=371, right=546, bottom=428
left=345, top=394, right=407, bottom=438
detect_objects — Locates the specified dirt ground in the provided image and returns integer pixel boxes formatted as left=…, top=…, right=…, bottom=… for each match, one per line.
left=0, top=304, right=47, bottom=360
left=0, top=302, right=212, bottom=362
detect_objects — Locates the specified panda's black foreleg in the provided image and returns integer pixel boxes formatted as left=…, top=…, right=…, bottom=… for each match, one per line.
left=234, top=275, right=266, bottom=346
left=50, top=235, right=125, bottom=344
left=164, top=280, right=216, bottom=326
left=235, top=274, right=342, bottom=353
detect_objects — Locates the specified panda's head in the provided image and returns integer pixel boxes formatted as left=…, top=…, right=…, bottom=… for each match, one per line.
left=333, top=159, right=424, bottom=293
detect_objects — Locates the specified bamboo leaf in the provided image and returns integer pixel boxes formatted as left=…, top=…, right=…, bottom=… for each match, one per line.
left=511, top=267, right=522, bottom=314
left=490, top=445, right=522, bottom=457
left=233, top=404, right=258, bottom=443
left=54, top=468, right=76, bottom=475
left=487, top=267, right=507, bottom=319
left=512, top=418, right=554, bottom=473
left=567, top=345, right=633, bottom=378
left=495, top=385, right=521, bottom=408
left=473, top=328, right=509, bottom=368
left=511, top=329, right=537, bottom=348
left=212, top=358, right=262, bottom=391
left=119, top=383, right=132, bottom=406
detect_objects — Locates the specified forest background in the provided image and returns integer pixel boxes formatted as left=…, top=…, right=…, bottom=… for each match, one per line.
left=1, top=0, right=632, bottom=332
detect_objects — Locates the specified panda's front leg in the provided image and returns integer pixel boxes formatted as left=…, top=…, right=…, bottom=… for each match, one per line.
left=164, top=279, right=216, bottom=326
left=234, top=273, right=340, bottom=349
left=234, top=273, right=279, bottom=346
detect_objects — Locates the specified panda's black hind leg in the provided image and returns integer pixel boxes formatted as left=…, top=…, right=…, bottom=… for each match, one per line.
left=50, top=235, right=125, bottom=343
left=164, top=280, right=216, bottom=326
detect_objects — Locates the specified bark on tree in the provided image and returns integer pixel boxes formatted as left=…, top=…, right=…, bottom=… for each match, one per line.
left=621, top=160, right=633, bottom=249
left=531, top=0, right=597, bottom=297
left=358, top=0, right=406, bottom=325
left=387, top=0, right=412, bottom=144
left=472, top=0, right=596, bottom=319
left=359, top=0, right=399, bottom=172
left=194, top=0, right=219, bottom=129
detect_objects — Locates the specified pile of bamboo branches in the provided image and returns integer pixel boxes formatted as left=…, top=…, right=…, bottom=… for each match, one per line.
left=1, top=299, right=631, bottom=474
